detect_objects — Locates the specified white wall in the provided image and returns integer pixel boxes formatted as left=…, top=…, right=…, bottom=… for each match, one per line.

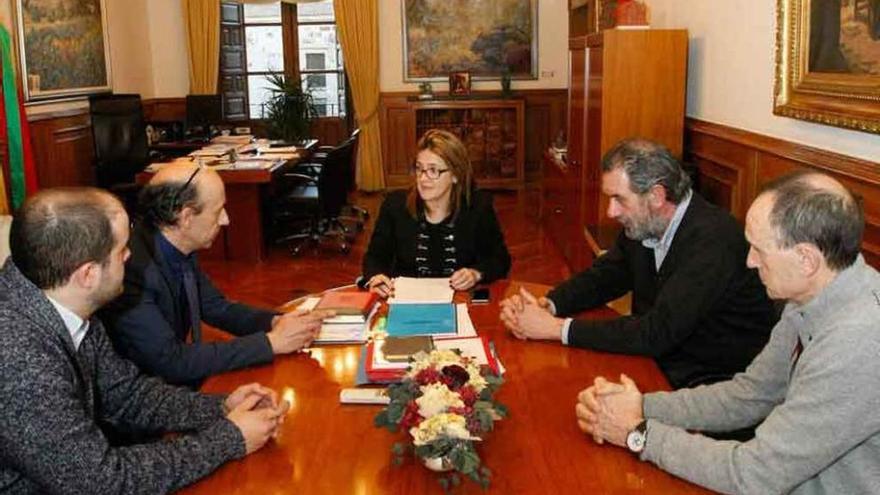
left=143, top=0, right=190, bottom=98
left=106, top=0, right=154, bottom=96
left=378, top=0, right=569, bottom=92
left=647, top=0, right=880, bottom=162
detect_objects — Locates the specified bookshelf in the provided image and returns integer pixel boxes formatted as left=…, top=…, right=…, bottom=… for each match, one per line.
left=384, top=98, right=525, bottom=190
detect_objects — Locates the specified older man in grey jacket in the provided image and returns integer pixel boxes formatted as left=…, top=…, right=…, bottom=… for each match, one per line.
left=0, top=188, right=288, bottom=494
left=576, top=171, right=880, bottom=494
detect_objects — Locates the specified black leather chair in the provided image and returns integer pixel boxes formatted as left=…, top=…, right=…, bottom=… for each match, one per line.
left=293, top=129, right=367, bottom=227
left=89, top=94, right=150, bottom=214
left=274, top=136, right=358, bottom=255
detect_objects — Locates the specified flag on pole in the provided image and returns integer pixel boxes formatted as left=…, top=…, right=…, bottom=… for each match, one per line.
left=0, top=25, right=38, bottom=210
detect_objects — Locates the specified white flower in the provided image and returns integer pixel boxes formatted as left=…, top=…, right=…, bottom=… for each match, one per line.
left=406, top=349, right=464, bottom=378
left=409, top=413, right=481, bottom=446
left=416, top=383, right=463, bottom=418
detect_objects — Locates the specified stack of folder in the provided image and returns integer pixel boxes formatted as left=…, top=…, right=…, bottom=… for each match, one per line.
left=301, top=291, right=378, bottom=344
left=364, top=335, right=500, bottom=382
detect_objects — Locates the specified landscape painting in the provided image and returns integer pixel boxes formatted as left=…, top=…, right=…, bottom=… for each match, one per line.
left=403, top=0, right=537, bottom=81
left=774, top=0, right=880, bottom=134
left=16, top=0, right=112, bottom=100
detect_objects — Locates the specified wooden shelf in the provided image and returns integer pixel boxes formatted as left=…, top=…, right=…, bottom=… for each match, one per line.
left=383, top=98, right=525, bottom=190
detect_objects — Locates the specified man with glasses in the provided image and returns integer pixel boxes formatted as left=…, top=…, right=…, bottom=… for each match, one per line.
left=500, top=139, right=777, bottom=389
left=102, top=163, right=333, bottom=388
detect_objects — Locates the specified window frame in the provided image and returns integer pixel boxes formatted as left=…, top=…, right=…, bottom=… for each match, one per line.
left=220, top=1, right=348, bottom=122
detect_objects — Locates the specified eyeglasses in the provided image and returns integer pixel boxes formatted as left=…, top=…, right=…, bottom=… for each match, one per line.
left=411, top=164, right=451, bottom=180
left=172, top=167, right=200, bottom=208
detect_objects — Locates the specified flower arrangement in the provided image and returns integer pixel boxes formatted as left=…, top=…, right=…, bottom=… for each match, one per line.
left=374, top=349, right=507, bottom=490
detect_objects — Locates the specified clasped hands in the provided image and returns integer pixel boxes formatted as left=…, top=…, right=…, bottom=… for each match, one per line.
left=575, top=374, right=645, bottom=448
left=499, top=287, right=565, bottom=341
left=366, top=268, right=483, bottom=297
left=224, top=383, right=291, bottom=454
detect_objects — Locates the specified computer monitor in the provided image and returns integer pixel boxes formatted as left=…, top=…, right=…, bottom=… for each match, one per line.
left=185, top=94, right=223, bottom=140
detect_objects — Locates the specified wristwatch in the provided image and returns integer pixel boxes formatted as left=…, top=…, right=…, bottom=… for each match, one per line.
left=625, top=420, right=648, bottom=454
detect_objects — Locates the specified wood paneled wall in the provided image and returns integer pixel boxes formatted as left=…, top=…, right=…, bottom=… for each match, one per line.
left=686, top=118, right=880, bottom=267
left=380, top=89, right=568, bottom=186
left=28, top=109, right=95, bottom=189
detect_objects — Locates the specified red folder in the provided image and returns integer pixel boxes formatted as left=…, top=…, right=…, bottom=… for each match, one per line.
left=315, top=291, right=378, bottom=316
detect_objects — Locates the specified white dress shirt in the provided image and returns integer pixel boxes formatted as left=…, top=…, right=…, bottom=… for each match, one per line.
left=46, top=295, right=90, bottom=350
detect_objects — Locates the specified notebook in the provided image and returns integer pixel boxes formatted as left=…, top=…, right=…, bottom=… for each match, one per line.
left=386, top=303, right=457, bottom=337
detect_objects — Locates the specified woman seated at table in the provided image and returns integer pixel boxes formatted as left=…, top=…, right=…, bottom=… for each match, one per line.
left=362, top=129, right=511, bottom=297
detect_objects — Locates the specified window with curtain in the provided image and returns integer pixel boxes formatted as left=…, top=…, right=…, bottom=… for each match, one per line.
left=219, top=0, right=347, bottom=121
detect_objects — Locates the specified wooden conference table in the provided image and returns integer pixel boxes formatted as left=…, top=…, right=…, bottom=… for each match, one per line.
left=137, top=139, right=318, bottom=263
left=181, top=281, right=711, bottom=494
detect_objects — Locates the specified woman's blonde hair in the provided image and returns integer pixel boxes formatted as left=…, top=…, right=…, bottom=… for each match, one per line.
left=406, top=129, right=473, bottom=219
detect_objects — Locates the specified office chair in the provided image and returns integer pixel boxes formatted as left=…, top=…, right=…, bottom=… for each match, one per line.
left=293, top=128, right=367, bottom=228
left=274, top=136, right=358, bottom=255
left=185, top=94, right=223, bottom=142
left=89, top=94, right=150, bottom=214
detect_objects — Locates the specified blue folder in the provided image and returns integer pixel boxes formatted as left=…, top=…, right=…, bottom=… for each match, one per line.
left=386, top=303, right=457, bottom=337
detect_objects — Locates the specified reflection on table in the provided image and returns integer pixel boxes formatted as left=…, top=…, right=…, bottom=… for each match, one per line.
left=180, top=280, right=711, bottom=494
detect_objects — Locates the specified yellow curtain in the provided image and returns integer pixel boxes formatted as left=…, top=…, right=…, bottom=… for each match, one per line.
left=182, top=0, right=220, bottom=94
left=333, top=0, right=385, bottom=191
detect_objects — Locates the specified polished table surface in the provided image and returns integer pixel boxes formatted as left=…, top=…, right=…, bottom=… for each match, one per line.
left=181, top=281, right=712, bottom=494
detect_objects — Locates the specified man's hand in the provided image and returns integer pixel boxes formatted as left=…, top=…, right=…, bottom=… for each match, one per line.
left=267, top=309, right=334, bottom=354
left=226, top=394, right=290, bottom=454
left=501, top=287, right=564, bottom=341
left=575, top=374, right=644, bottom=447
left=367, top=274, right=394, bottom=298
left=450, top=268, right=482, bottom=291
left=225, top=383, right=278, bottom=413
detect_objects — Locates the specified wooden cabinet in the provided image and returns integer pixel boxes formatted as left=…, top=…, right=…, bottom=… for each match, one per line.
left=544, top=29, right=688, bottom=269
left=381, top=97, right=525, bottom=190
left=29, top=109, right=96, bottom=189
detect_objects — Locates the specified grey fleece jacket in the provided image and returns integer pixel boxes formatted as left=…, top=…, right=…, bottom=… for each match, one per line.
left=0, top=260, right=245, bottom=494
left=641, top=255, right=880, bottom=494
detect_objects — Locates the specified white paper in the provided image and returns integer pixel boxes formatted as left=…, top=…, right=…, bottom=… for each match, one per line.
left=314, top=323, right=366, bottom=344
left=389, top=277, right=454, bottom=304
left=296, top=296, right=373, bottom=344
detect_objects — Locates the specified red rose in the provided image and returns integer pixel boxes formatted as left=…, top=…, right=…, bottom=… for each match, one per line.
left=441, top=364, right=470, bottom=390
left=459, top=385, right=478, bottom=406
left=399, top=401, right=424, bottom=430
left=414, top=367, right=441, bottom=385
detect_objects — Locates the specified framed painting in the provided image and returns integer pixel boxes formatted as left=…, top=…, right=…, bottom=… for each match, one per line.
left=402, top=0, right=538, bottom=81
left=448, top=71, right=471, bottom=95
left=13, top=0, right=112, bottom=101
left=774, top=0, right=880, bottom=134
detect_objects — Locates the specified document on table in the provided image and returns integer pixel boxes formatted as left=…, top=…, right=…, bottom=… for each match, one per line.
left=389, top=277, right=453, bottom=304
left=295, top=296, right=372, bottom=344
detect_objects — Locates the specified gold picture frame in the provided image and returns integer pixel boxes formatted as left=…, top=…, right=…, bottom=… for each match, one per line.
left=774, top=0, right=880, bottom=134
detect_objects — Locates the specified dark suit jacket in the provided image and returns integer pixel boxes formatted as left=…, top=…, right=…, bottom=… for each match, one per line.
left=100, top=222, right=276, bottom=387
left=547, top=193, right=777, bottom=388
left=362, top=189, right=511, bottom=283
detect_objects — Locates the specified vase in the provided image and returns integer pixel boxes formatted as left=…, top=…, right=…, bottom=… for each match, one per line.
left=422, top=456, right=454, bottom=472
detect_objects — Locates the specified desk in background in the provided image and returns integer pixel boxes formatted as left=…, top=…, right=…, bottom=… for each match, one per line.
left=136, top=139, right=318, bottom=263
left=180, top=281, right=711, bottom=494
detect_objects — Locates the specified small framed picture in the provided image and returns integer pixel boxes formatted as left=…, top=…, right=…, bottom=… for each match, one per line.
left=448, top=71, right=471, bottom=96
